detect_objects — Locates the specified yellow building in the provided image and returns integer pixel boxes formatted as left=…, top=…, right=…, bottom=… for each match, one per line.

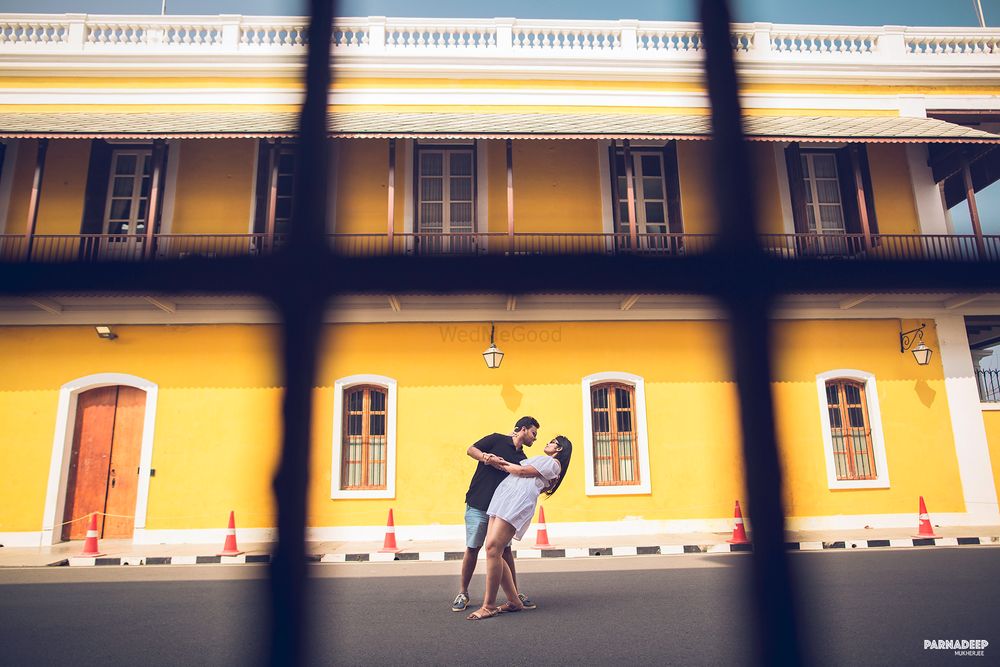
left=0, top=14, right=999, bottom=546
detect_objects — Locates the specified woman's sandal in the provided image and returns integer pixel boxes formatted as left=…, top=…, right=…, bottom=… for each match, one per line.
left=498, top=601, right=525, bottom=613
left=466, top=607, right=501, bottom=621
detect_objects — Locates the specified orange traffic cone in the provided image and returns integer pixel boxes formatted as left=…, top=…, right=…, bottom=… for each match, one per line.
left=912, top=496, right=940, bottom=538
left=534, top=507, right=552, bottom=548
left=79, top=513, right=104, bottom=557
left=726, top=501, right=750, bottom=544
left=379, top=508, right=400, bottom=553
left=218, top=511, right=244, bottom=556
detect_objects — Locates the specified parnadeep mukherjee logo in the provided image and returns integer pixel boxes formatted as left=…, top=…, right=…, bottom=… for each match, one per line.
left=924, top=639, right=989, bottom=657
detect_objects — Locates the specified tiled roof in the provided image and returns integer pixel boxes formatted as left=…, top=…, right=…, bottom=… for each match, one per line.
left=0, top=111, right=996, bottom=143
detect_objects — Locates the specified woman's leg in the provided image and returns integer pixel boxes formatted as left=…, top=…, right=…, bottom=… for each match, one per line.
left=470, top=516, right=516, bottom=618
left=498, top=557, right=523, bottom=611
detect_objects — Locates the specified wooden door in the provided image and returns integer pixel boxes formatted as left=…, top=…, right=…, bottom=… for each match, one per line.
left=61, top=386, right=145, bottom=540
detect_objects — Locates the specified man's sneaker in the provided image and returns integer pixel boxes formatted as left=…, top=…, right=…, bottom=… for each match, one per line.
left=451, top=592, right=470, bottom=612
left=518, top=593, right=537, bottom=609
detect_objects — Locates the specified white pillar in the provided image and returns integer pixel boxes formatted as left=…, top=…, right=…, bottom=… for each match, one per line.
left=936, top=315, right=1000, bottom=524
left=898, top=97, right=950, bottom=236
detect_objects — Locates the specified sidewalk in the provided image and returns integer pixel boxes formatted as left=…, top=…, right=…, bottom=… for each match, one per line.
left=2, top=525, right=998, bottom=568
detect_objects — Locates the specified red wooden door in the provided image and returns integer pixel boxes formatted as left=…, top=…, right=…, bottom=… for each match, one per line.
left=61, top=386, right=145, bottom=540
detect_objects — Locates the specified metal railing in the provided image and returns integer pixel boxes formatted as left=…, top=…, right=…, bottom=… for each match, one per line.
left=4, top=231, right=998, bottom=262
left=977, top=369, right=1000, bottom=402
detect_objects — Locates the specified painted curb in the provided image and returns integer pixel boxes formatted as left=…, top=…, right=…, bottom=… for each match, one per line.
left=46, top=535, right=1000, bottom=566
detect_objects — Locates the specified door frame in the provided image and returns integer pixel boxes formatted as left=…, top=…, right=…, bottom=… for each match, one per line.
left=41, top=373, right=159, bottom=545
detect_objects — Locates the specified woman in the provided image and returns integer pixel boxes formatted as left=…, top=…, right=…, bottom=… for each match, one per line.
left=467, top=435, right=572, bottom=620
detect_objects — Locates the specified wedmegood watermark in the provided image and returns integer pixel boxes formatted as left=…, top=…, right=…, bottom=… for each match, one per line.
left=924, top=639, right=988, bottom=657
left=439, top=325, right=563, bottom=344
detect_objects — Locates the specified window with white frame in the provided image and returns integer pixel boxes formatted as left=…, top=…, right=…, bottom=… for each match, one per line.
left=815, top=369, right=890, bottom=489
left=104, top=149, right=152, bottom=236
left=331, top=375, right=397, bottom=499
left=613, top=151, right=670, bottom=236
left=581, top=372, right=652, bottom=495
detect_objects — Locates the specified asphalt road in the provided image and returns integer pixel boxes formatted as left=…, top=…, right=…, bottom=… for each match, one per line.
left=0, top=549, right=997, bottom=666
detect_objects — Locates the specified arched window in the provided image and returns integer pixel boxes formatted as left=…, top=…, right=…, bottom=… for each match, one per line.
left=825, top=379, right=876, bottom=481
left=332, top=375, right=397, bottom=499
left=815, top=370, right=889, bottom=489
left=590, top=382, right=640, bottom=486
left=340, top=385, right=388, bottom=490
left=581, top=372, right=651, bottom=495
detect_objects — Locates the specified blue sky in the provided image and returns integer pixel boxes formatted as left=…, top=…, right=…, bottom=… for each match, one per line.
left=1, top=0, right=996, bottom=26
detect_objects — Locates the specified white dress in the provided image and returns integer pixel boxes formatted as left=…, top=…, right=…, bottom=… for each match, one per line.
left=486, top=455, right=562, bottom=540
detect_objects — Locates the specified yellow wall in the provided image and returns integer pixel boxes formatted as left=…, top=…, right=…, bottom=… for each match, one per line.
left=33, top=140, right=91, bottom=235
left=5, top=139, right=40, bottom=235
left=984, top=411, right=1000, bottom=505
left=509, top=140, right=604, bottom=234
left=334, top=138, right=396, bottom=235
left=0, top=319, right=970, bottom=534
left=867, top=144, right=920, bottom=235
left=170, top=139, right=256, bottom=235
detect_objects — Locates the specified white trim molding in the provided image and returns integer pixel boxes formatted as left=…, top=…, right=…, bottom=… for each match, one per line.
left=815, top=369, right=891, bottom=490
left=41, top=372, right=159, bottom=545
left=331, top=374, right=398, bottom=500
left=936, top=316, right=1000, bottom=522
left=580, top=371, right=652, bottom=496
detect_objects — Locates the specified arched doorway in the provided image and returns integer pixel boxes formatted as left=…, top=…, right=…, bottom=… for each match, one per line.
left=61, top=385, right=146, bottom=540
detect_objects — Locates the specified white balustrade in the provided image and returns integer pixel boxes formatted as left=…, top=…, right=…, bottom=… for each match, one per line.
left=0, top=13, right=997, bottom=65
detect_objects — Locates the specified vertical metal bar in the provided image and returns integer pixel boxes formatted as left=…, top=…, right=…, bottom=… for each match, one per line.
left=387, top=138, right=396, bottom=253
left=699, top=1, right=802, bottom=665
left=622, top=139, right=638, bottom=250
left=23, top=138, right=48, bottom=260
left=268, top=0, right=333, bottom=664
left=962, top=160, right=986, bottom=259
left=266, top=139, right=281, bottom=254
left=506, top=138, right=515, bottom=252
left=144, top=139, right=166, bottom=260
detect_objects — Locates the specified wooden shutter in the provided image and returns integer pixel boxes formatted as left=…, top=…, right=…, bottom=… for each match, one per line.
left=825, top=380, right=877, bottom=481
left=252, top=139, right=271, bottom=234
left=783, top=142, right=810, bottom=233
left=662, top=141, right=683, bottom=234
left=835, top=145, right=879, bottom=236
left=80, top=140, right=114, bottom=234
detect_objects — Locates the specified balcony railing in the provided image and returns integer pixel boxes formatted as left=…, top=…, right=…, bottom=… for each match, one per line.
left=977, top=369, right=1000, bottom=403
left=1, top=14, right=998, bottom=65
left=3, top=232, right=1000, bottom=263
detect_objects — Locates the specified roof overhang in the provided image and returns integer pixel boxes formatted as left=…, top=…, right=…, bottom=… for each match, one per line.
left=0, top=111, right=997, bottom=143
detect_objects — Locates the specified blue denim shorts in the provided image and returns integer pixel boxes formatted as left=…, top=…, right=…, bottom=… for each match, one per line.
left=465, top=504, right=511, bottom=550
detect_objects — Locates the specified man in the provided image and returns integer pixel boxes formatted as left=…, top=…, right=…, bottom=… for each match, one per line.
left=451, top=416, right=539, bottom=612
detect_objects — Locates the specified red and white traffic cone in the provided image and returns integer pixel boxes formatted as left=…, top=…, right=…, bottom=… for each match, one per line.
left=79, top=513, right=104, bottom=557
left=218, top=511, right=244, bottom=556
left=534, top=507, right=552, bottom=548
left=726, top=501, right=750, bottom=544
left=912, top=496, right=940, bottom=538
left=379, top=508, right=400, bottom=553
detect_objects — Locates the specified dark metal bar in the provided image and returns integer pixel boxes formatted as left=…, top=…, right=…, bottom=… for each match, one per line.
left=267, top=0, right=334, bottom=664
left=850, top=145, right=873, bottom=250
left=23, top=138, right=48, bottom=260
left=699, top=1, right=802, bottom=666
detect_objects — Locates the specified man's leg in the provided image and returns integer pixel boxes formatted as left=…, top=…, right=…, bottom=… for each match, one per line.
left=460, top=546, right=481, bottom=596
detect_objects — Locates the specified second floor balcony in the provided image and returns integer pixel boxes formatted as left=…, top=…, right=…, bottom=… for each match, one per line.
left=3, top=230, right=999, bottom=262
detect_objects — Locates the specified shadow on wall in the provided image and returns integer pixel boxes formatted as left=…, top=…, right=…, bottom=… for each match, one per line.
left=501, top=383, right=523, bottom=412
left=914, top=379, right=937, bottom=408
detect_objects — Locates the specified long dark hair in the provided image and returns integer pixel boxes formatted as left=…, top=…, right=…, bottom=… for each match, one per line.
left=544, top=435, right=573, bottom=497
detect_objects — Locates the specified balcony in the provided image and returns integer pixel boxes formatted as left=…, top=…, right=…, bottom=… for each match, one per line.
left=2, top=232, right=999, bottom=262
left=978, top=369, right=1000, bottom=402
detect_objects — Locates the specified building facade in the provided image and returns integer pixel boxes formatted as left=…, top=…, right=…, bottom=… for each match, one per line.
left=0, top=14, right=999, bottom=546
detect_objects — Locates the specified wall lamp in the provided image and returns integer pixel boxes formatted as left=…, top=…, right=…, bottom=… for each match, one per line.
left=95, top=325, right=118, bottom=341
left=900, top=322, right=932, bottom=366
left=482, top=322, right=504, bottom=369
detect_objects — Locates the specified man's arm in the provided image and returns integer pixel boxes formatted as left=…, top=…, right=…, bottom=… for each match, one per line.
left=467, top=435, right=498, bottom=464
left=499, top=462, right=545, bottom=478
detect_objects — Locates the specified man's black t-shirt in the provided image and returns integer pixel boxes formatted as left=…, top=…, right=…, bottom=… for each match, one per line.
left=464, top=433, right=528, bottom=511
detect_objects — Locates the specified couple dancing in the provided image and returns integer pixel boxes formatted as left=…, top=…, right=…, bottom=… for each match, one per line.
left=453, top=416, right=573, bottom=620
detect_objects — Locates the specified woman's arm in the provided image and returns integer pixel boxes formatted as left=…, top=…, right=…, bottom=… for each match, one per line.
left=500, top=462, right=544, bottom=478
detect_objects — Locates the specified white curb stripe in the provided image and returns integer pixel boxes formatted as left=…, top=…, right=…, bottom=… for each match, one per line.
left=707, top=544, right=732, bottom=553
left=564, top=548, right=590, bottom=558
left=659, top=545, right=685, bottom=555
left=889, top=539, right=913, bottom=548
left=611, top=546, right=638, bottom=556
left=516, top=549, right=542, bottom=559
left=418, top=551, right=445, bottom=561
left=798, top=541, right=823, bottom=551
left=937, top=537, right=959, bottom=546
left=171, top=555, right=197, bottom=565
left=68, top=557, right=97, bottom=566
left=321, top=553, right=346, bottom=563
left=221, top=555, right=247, bottom=564
left=369, top=552, right=396, bottom=562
